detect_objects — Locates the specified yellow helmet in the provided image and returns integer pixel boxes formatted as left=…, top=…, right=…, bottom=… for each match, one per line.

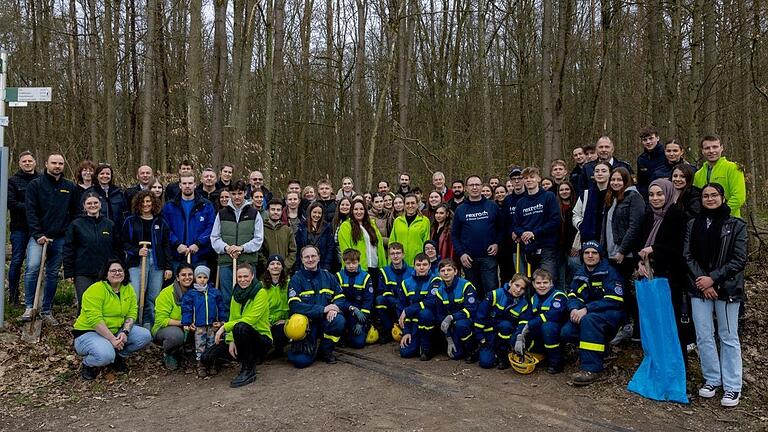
left=508, top=352, right=540, bottom=375
left=366, top=326, right=380, bottom=344
left=284, top=314, right=309, bottom=341
left=391, top=325, right=403, bottom=342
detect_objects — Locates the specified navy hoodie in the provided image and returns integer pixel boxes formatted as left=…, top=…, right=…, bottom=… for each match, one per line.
left=512, top=188, right=560, bottom=252
left=451, top=198, right=501, bottom=259
left=500, top=191, right=526, bottom=237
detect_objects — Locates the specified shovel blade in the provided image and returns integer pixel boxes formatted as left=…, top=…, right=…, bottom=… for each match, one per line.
left=21, top=319, right=43, bottom=343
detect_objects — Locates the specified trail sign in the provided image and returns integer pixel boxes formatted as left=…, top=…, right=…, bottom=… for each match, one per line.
left=5, top=87, right=52, bottom=102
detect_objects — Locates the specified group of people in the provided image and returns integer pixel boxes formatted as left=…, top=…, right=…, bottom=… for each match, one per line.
left=5, top=127, right=748, bottom=405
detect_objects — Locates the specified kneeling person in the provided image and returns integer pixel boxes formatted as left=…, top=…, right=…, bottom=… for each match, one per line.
left=474, top=273, right=530, bottom=369
left=286, top=245, right=347, bottom=368
left=337, top=249, right=374, bottom=348
left=398, top=253, right=439, bottom=360
left=202, top=263, right=272, bottom=388
left=514, top=269, right=568, bottom=374
left=560, top=241, right=625, bottom=385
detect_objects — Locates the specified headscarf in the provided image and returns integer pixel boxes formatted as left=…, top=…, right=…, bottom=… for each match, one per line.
left=644, top=179, right=676, bottom=247
left=690, top=183, right=731, bottom=271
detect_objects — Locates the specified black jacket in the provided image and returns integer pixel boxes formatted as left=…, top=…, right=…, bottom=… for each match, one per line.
left=121, top=214, right=174, bottom=270
left=7, top=169, right=39, bottom=232
left=640, top=205, right=687, bottom=281
left=63, top=215, right=120, bottom=278
left=604, top=187, right=646, bottom=256
left=124, top=184, right=149, bottom=209
left=91, top=184, right=129, bottom=232
left=676, top=186, right=702, bottom=221
left=25, top=172, right=78, bottom=239
left=683, top=217, right=747, bottom=302
left=316, top=198, right=337, bottom=224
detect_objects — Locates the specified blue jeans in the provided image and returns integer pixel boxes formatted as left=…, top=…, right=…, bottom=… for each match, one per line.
left=691, top=298, right=742, bottom=392
left=218, top=264, right=234, bottom=320
left=463, top=256, right=498, bottom=299
left=74, top=326, right=152, bottom=367
left=129, top=255, right=164, bottom=328
left=8, top=230, right=30, bottom=302
left=525, top=247, right=559, bottom=286
left=23, top=237, right=65, bottom=313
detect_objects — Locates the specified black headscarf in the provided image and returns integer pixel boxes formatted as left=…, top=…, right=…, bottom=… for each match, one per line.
left=690, top=183, right=730, bottom=271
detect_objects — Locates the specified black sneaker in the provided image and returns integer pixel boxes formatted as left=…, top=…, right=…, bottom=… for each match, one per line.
left=720, top=390, right=740, bottom=407
left=547, top=364, right=563, bottom=374
left=229, top=367, right=257, bottom=388
left=465, top=349, right=479, bottom=364
left=419, top=349, right=431, bottom=361
left=322, top=352, right=338, bottom=364
left=81, top=364, right=98, bottom=380
left=497, top=353, right=510, bottom=370
left=111, top=354, right=128, bottom=373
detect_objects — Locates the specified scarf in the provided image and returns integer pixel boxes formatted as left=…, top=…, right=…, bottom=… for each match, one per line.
left=193, top=283, right=208, bottom=293
left=233, top=279, right=262, bottom=306
left=645, top=179, right=676, bottom=247
left=690, top=202, right=731, bottom=271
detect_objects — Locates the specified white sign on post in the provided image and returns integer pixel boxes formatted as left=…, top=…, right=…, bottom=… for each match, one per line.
left=0, top=116, right=7, bottom=127
left=17, top=87, right=52, bottom=102
left=9, top=101, right=27, bottom=107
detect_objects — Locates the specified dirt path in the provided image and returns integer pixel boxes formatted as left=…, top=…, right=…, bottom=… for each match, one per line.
left=3, top=344, right=764, bottom=432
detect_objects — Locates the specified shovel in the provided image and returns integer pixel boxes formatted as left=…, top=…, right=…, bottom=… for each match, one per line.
left=21, top=241, right=49, bottom=343
left=138, top=241, right=152, bottom=325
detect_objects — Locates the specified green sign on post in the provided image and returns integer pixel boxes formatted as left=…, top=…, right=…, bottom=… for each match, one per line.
left=4, top=87, right=52, bottom=102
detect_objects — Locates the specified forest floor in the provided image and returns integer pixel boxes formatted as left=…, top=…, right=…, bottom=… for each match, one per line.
left=1, top=267, right=767, bottom=431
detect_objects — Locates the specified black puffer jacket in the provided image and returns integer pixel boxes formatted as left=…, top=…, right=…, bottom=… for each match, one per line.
left=7, top=169, right=39, bottom=232
left=683, top=217, right=747, bottom=302
left=63, top=215, right=121, bottom=278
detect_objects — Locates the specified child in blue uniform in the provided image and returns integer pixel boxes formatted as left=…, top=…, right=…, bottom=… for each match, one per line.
left=337, top=249, right=374, bottom=348
left=374, top=242, right=413, bottom=341
left=397, top=253, right=440, bottom=360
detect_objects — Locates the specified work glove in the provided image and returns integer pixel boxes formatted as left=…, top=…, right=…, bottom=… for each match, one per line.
left=521, top=324, right=530, bottom=337
left=353, top=323, right=364, bottom=336
left=514, top=334, right=526, bottom=355
left=446, top=336, right=457, bottom=359
left=352, top=307, right=367, bottom=324
left=440, top=315, right=454, bottom=333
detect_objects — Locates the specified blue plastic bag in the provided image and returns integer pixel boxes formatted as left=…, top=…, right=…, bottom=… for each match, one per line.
left=627, top=276, right=689, bottom=403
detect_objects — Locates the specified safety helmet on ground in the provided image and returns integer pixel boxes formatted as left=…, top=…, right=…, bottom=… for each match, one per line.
left=284, top=314, right=309, bottom=341
left=391, top=325, right=403, bottom=342
left=508, top=352, right=540, bottom=375
left=366, top=326, right=380, bottom=344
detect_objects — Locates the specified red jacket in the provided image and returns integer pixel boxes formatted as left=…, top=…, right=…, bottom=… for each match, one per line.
left=432, top=224, right=458, bottom=266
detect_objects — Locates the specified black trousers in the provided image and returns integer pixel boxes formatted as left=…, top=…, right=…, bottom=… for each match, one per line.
left=201, top=322, right=272, bottom=368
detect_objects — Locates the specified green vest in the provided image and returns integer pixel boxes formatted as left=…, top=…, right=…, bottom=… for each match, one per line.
left=218, top=205, right=260, bottom=265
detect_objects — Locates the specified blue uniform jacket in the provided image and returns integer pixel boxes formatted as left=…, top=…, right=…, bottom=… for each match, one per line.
left=180, top=286, right=226, bottom=326
left=423, top=277, right=478, bottom=322
left=473, top=285, right=530, bottom=339
left=526, top=288, right=568, bottom=333
left=512, top=189, right=561, bottom=252
left=288, top=268, right=348, bottom=320
left=162, top=193, right=216, bottom=261
left=337, top=269, right=374, bottom=315
left=378, top=263, right=413, bottom=297
left=400, top=274, right=440, bottom=334
left=567, top=259, right=625, bottom=314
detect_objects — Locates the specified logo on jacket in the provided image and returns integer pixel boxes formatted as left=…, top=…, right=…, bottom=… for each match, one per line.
left=614, top=283, right=623, bottom=296
left=552, top=300, right=561, bottom=309
left=289, top=289, right=297, bottom=297
left=154, top=225, right=160, bottom=230
left=522, top=203, right=544, bottom=216
left=199, top=216, right=205, bottom=222
left=465, top=210, right=489, bottom=221
left=468, top=296, right=475, bottom=304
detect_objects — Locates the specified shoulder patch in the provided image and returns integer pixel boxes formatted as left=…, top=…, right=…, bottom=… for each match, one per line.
left=430, top=287, right=438, bottom=295
left=614, top=283, right=623, bottom=296
left=199, top=216, right=205, bottom=222
left=368, top=286, right=374, bottom=293
left=288, top=289, right=296, bottom=297
left=468, top=296, right=475, bottom=304
left=552, top=300, right=561, bottom=309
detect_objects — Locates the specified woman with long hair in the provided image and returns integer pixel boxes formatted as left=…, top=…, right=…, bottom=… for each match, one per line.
left=330, top=196, right=353, bottom=271
left=430, top=203, right=457, bottom=267
left=572, top=161, right=612, bottom=245
left=282, top=191, right=305, bottom=236
left=602, top=167, right=646, bottom=345
left=338, top=200, right=386, bottom=272
left=556, top=181, right=579, bottom=289
left=261, top=255, right=290, bottom=356
left=74, top=160, right=96, bottom=208
left=92, top=163, right=128, bottom=230
left=148, top=177, right=165, bottom=203
left=370, top=194, right=391, bottom=245
left=671, top=163, right=702, bottom=221
left=421, top=191, right=443, bottom=219
left=493, top=185, right=507, bottom=208
left=294, top=202, right=334, bottom=272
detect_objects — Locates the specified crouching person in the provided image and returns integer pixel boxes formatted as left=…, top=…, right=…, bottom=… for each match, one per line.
left=287, top=245, right=347, bottom=368
left=337, top=249, right=374, bottom=348
left=73, top=259, right=152, bottom=380
left=424, top=259, right=478, bottom=360
left=398, top=253, right=439, bottom=360
left=560, top=241, right=625, bottom=385
left=202, top=263, right=272, bottom=388
left=474, top=274, right=530, bottom=369
left=513, top=269, right=568, bottom=374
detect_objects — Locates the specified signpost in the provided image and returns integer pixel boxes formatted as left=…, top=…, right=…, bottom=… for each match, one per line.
left=0, top=52, right=51, bottom=329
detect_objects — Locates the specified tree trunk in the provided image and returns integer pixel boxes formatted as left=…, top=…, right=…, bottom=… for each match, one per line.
left=297, top=0, right=314, bottom=179
left=103, top=0, right=118, bottom=163
left=141, top=0, right=156, bottom=165
left=352, top=0, right=367, bottom=183
left=187, top=0, right=202, bottom=159
left=210, top=0, right=228, bottom=168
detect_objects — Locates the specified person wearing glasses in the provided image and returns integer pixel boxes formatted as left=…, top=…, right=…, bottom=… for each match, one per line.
left=246, top=170, right=273, bottom=209
left=73, top=259, right=152, bottom=380
left=451, top=175, right=502, bottom=299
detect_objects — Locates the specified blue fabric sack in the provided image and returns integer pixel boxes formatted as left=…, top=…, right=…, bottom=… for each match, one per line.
left=627, top=276, right=689, bottom=403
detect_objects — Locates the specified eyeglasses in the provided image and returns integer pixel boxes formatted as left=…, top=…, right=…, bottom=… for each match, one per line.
left=702, top=193, right=721, bottom=199
left=108, top=269, right=124, bottom=274
left=467, top=183, right=482, bottom=187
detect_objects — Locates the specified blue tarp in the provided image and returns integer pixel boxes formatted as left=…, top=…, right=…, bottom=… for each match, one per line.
left=627, top=276, right=689, bottom=404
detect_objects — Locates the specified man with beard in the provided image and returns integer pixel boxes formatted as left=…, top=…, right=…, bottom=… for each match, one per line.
left=448, top=180, right=465, bottom=212
left=396, top=173, right=412, bottom=196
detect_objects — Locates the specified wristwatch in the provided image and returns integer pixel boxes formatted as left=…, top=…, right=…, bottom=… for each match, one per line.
left=121, top=329, right=130, bottom=337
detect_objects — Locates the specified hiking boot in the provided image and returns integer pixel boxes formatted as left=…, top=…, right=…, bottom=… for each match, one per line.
left=40, top=312, right=60, bottom=326
left=699, top=383, right=719, bottom=398
left=196, top=362, right=208, bottom=378
left=570, top=370, right=603, bottom=386
left=720, top=390, right=740, bottom=407
left=19, top=308, right=34, bottom=322
left=164, top=354, right=179, bottom=371
left=419, top=349, right=432, bottom=362
left=81, top=364, right=99, bottom=380
left=547, top=364, right=564, bottom=374
left=378, top=333, right=392, bottom=345
left=464, top=349, right=479, bottom=364
left=207, top=365, right=219, bottom=376
left=497, top=353, right=510, bottom=370
left=111, top=354, right=128, bottom=373
left=229, top=366, right=257, bottom=388
left=610, top=323, right=633, bottom=346
left=321, top=352, right=338, bottom=364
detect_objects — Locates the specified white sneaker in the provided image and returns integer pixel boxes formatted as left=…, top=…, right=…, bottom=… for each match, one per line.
left=610, top=323, right=633, bottom=345
left=19, top=308, right=34, bottom=322
left=720, top=390, right=740, bottom=407
left=698, top=383, right=719, bottom=398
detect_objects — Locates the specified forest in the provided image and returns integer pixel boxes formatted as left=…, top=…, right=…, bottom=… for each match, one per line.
left=0, top=0, right=766, bottom=208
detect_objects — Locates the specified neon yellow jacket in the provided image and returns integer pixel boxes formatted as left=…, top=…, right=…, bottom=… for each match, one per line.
left=337, top=220, right=387, bottom=271
left=73, top=281, right=137, bottom=333
left=224, top=287, right=272, bottom=343
left=389, top=214, right=431, bottom=267
left=693, top=157, right=746, bottom=217
left=152, top=285, right=183, bottom=336
left=265, top=279, right=290, bottom=325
